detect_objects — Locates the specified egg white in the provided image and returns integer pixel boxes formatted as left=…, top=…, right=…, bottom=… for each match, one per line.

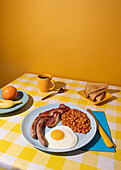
left=45, top=126, right=78, bottom=149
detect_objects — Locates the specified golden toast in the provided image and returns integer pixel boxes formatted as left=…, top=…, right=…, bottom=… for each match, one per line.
left=84, top=82, right=108, bottom=97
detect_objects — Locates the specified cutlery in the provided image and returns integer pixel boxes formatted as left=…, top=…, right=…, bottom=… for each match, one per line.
left=87, top=109, right=114, bottom=148
left=41, top=86, right=66, bottom=100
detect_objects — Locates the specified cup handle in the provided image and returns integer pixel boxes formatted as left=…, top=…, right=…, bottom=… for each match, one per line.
left=50, top=80, right=55, bottom=91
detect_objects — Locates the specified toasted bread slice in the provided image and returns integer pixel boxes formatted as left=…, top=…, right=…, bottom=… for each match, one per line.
left=96, top=91, right=106, bottom=101
left=84, top=82, right=108, bottom=96
left=89, top=89, right=104, bottom=101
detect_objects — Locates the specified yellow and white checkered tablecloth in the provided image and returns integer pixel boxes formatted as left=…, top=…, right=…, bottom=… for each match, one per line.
left=0, top=73, right=121, bottom=170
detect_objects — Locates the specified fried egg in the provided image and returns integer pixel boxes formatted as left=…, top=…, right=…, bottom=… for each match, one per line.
left=45, top=126, right=78, bottom=149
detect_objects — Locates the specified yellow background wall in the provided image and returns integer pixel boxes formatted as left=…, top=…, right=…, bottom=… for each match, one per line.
left=0, top=0, right=121, bottom=88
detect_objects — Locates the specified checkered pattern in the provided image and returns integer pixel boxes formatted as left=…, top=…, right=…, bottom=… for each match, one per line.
left=0, top=73, right=121, bottom=170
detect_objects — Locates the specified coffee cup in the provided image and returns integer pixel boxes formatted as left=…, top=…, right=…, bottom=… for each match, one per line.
left=37, top=74, right=55, bottom=92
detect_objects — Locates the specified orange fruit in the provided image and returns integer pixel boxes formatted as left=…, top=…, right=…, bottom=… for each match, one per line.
left=2, top=86, right=18, bottom=100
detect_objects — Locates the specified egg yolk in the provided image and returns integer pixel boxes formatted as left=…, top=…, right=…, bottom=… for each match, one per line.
left=51, top=130, right=64, bottom=140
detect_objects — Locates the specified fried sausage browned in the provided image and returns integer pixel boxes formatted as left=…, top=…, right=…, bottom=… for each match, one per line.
left=36, top=118, right=48, bottom=147
left=30, top=115, right=41, bottom=139
left=30, top=109, right=55, bottom=139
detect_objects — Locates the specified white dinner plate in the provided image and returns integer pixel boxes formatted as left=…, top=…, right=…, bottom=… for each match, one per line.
left=21, top=103, right=97, bottom=152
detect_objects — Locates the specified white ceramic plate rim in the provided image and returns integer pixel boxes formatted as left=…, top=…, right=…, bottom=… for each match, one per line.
left=21, top=103, right=97, bottom=153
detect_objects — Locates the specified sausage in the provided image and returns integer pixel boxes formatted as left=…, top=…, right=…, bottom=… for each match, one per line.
left=30, top=115, right=41, bottom=139
left=36, top=118, right=48, bottom=147
left=30, top=109, right=55, bottom=139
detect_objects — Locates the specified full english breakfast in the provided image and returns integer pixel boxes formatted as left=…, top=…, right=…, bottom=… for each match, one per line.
left=30, top=104, right=91, bottom=149
left=84, top=82, right=108, bottom=102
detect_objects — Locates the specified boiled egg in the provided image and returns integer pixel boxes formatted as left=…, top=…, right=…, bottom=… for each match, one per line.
left=2, top=86, right=18, bottom=100
left=45, top=126, right=78, bottom=149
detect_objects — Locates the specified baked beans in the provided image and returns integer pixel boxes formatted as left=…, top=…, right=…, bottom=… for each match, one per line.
left=61, top=109, right=91, bottom=134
